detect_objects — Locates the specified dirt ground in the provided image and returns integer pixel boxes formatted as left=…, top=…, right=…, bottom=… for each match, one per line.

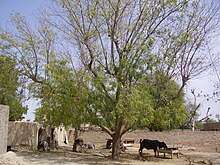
left=2, top=130, right=220, bottom=165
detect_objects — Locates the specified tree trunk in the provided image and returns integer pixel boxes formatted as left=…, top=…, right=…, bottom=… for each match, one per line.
left=192, top=120, right=195, bottom=132
left=111, top=133, right=121, bottom=159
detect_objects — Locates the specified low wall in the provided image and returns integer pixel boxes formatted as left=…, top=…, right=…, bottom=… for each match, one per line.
left=203, top=122, right=220, bottom=131
left=7, top=122, right=68, bottom=150
left=79, top=129, right=220, bottom=149
left=7, top=122, right=40, bottom=150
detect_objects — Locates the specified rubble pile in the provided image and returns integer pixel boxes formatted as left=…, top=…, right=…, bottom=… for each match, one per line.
left=0, top=151, right=28, bottom=165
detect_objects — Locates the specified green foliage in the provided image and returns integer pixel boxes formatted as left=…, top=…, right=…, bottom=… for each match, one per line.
left=0, top=55, right=27, bottom=121
left=122, top=87, right=154, bottom=128
left=86, top=82, right=155, bottom=131
left=206, top=118, right=217, bottom=123
left=34, top=60, right=88, bottom=127
left=1, top=0, right=219, bottom=159
left=143, top=72, right=188, bottom=131
left=195, top=121, right=203, bottom=130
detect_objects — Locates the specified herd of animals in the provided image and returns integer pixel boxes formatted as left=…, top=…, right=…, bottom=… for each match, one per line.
left=38, top=137, right=168, bottom=157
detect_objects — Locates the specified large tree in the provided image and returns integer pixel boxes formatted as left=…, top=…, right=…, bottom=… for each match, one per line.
left=50, top=0, right=220, bottom=158
left=47, top=0, right=219, bottom=159
left=0, top=0, right=220, bottom=159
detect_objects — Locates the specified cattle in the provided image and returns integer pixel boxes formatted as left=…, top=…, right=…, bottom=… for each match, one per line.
left=38, top=140, right=50, bottom=151
left=73, top=137, right=84, bottom=152
left=106, top=139, right=126, bottom=152
left=139, top=139, right=167, bottom=156
left=37, top=127, right=50, bottom=151
left=83, top=142, right=95, bottom=149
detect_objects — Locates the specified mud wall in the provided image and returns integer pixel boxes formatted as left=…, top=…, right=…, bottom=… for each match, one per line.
left=203, top=122, right=220, bottom=131
left=7, top=122, right=40, bottom=149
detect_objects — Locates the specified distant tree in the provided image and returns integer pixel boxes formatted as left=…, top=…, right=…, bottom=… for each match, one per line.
left=182, top=89, right=213, bottom=131
left=206, top=118, right=217, bottom=123
left=198, top=107, right=212, bottom=122
left=216, top=114, right=220, bottom=122
left=194, top=121, right=203, bottom=130
left=145, top=72, right=188, bottom=131
left=0, top=55, right=27, bottom=121
left=186, top=89, right=201, bottom=131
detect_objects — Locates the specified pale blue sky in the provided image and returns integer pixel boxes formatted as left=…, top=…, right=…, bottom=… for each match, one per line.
left=0, top=0, right=47, bottom=25
left=0, top=0, right=219, bottom=121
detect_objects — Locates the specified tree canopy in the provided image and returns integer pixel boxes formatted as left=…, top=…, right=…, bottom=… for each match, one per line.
left=34, top=60, right=88, bottom=128
left=0, top=55, right=27, bottom=121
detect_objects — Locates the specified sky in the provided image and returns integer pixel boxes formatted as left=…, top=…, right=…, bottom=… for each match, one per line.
left=0, top=0, right=47, bottom=24
left=0, top=0, right=219, bottom=122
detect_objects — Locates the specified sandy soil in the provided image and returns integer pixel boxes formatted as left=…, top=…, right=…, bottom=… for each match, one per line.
left=1, top=130, right=220, bottom=165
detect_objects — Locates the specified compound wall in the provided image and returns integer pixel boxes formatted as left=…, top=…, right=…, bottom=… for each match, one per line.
left=7, top=121, right=40, bottom=150
left=0, top=105, right=9, bottom=154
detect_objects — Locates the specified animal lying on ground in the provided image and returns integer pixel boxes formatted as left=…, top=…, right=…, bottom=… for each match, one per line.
left=139, top=139, right=167, bottom=156
left=83, top=142, right=95, bottom=149
left=106, top=139, right=126, bottom=152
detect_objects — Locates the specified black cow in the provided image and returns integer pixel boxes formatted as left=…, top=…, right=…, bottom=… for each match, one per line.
left=139, top=139, right=167, bottom=156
